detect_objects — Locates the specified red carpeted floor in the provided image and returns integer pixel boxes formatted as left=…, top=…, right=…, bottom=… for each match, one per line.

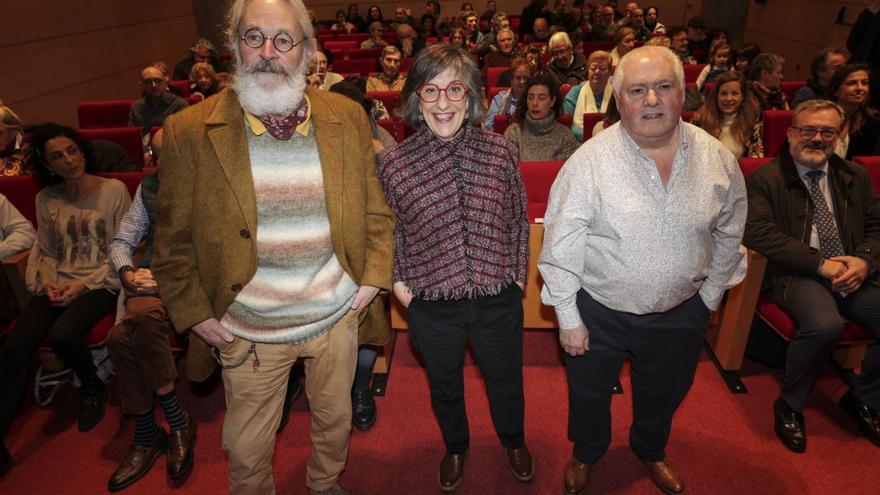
left=1, top=330, right=878, bottom=494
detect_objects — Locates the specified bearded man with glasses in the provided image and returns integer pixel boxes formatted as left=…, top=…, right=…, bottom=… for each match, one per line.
left=151, top=0, right=394, bottom=493
left=744, top=99, right=880, bottom=454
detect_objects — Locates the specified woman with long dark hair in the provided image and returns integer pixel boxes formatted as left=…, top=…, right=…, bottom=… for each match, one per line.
left=830, top=63, right=880, bottom=159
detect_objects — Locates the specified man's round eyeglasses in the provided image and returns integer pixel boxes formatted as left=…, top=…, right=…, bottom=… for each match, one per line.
left=240, top=28, right=308, bottom=53
left=417, top=82, right=469, bottom=103
left=791, top=126, right=840, bottom=140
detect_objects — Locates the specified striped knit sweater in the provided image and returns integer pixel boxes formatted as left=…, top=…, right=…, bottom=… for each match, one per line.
left=378, top=125, right=529, bottom=300
left=220, top=121, right=358, bottom=344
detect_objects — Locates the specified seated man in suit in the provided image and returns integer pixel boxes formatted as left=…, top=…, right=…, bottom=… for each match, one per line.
left=744, top=99, right=880, bottom=453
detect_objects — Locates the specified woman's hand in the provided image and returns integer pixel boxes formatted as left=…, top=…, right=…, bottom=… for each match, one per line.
left=393, top=281, right=413, bottom=308
left=52, top=280, right=87, bottom=306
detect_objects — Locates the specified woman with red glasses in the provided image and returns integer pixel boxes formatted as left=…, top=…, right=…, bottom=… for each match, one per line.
left=377, top=44, right=533, bottom=492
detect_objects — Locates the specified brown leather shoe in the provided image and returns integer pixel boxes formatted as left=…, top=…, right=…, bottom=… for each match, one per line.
left=167, top=414, right=197, bottom=482
left=108, top=430, right=168, bottom=492
left=438, top=451, right=466, bottom=492
left=642, top=459, right=684, bottom=494
left=563, top=456, right=592, bottom=495
left=507, top=446, right=535, bottom=482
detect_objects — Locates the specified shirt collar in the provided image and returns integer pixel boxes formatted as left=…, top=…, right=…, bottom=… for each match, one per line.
left=618, top=118, right=689, bottom=161
left=794, top=159, right=829, bottom=181
left=243, top=95, right=312, bottom=137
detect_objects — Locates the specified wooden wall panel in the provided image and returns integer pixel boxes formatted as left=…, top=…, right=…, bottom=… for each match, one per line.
left=0, top=1, right=197, bottom=128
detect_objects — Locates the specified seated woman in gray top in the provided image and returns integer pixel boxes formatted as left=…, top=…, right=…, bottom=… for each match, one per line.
left=505, top=73, right=581, bottom=161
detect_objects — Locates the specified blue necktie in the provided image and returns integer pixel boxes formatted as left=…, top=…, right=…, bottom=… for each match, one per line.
left=805, top=170, right=845, bottom=258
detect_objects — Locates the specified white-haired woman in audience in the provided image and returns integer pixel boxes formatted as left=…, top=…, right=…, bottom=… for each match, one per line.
left=361, top=21, right=389, bottom=49
left=505, top=73, right=580, bottom=161
left=485, top=56, right=532, bottom=131
left=830, top=63, right=880, bottom=159
left=693, top=70, right=764, bottom=158
left=564, top=50, right=613, bottom=141
left=748, top=52, right=788, bottom=111
left=0, top=124, right=130, bottom=474
left=189, top=62, right=218, bottom=100
left=609, top=26, right=636, bottom=67
left=377, top=44, right=533, bottom=492
left=0, top=105, right=28, bottom=176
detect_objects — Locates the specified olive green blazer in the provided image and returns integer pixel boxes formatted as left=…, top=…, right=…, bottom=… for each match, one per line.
left=153, top=87, right=394, bottom=380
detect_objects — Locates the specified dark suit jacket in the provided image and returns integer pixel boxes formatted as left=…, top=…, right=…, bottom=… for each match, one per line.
left=153, top=87, right=395, bottom=378
left=743, top=148, right=880, bottom=304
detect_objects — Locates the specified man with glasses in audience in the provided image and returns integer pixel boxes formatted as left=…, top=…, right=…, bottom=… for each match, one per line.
left=128, top=66, right=188, bottom=133
left=367, top=46, right=407, bottom=92
left=629, top=8, right=651, bottom=42
left=744, top=99, right=880, bottom=454
left=546, top=31, right=588, bottom=85
left=151, top=0, right=394, bottom=493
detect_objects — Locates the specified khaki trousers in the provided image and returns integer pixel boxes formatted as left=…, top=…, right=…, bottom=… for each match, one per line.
left=218, top=310, right=359, bottom=494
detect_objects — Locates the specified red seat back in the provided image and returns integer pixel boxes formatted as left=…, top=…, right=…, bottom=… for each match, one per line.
left=334, top=58, right=378, bottom=75
left=376, top=119, right=399, bottom=142
left=582, top=113, right=605, bottom=141
left=400, top=57, right=413, bottom=72
left=0, top=175, right=40, bottom=225
left=488, top=86, right=509, bottom=101
left=78, top=127, right=145, bottom=169
left=583, top=41, right=614, bottom=58
left=683, top=64, right=706, bottom=84
left=169, top=80, right=192, bottom=97
left=323, top=40, right=358, bottom=51
left=493, top=115, right=511, bottom=135
left=781, top=81, right=805, bottom=105
left=519, top=161, right=565, bottom=222
left=77, top=100, right=135, bottom=128
left=487, top=67, right=507, bottom=89
left=762, top=110, right=793, bottom=157
left=101, top=171, right=152, bottom=198
left=737, top=157, right=774, bottom=177
left=367, top=91, right=402, bottom=116
left=852, top=156, right=880, bottom=194
left=337, top=33, right=368, bottom=42
left=348, top=48, right=382, bottom=60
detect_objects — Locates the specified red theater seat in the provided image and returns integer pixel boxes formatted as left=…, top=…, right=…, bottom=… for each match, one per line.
left=683, top=64, right=706, bottom=84
left=493, top=115, right=511, bottom=135
left=368, top=91, right=402, bottom=116
left=169, top=80, right=192, bottom=97
left=487, top=67, right=507, bottom=89
left=323, top=40, right=358, bottom=51
left=737, top=157, right=773, bottom=177
left=582, top=113, right=605, bottom=141
left=77, top=100, right=135, bottom=128
left=519, top=161, right=565, bottom=222
left=401, top=57, right=413, bottom=72
left=0, top=175, right=39, bottom=224
left=762, top=110, right=793, bottom=157
left=376, top=119, right=399, bottom=142
left=78, top=127, right=145, bottom=169
left=337, top=33, right=368, bottom=42
left=583, top=41, right=614, bottom=58
left=781, top=81, right=806, bottom=105
left=852, top=156, right=880, bottom=193
left=756, top=295, right=871, bottom=343
left=488, top=86, right=509, bottom=101
left=334, top=58, right=377, bottom=75
left=348, top=48, right=382, bottom=60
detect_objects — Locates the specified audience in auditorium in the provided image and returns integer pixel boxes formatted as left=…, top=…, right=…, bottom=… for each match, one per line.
left=460, top=10, right=484, bottom=46
left=565, top=50, right=613, bottom=141
left=0, top=105, right=27, bottom=176
left=526, top=17, right=551, bottom=44
left=628, top=8, right=651, bottom=41
left=519, top=0, right=552, bottom=41
left=172, top=38, right=224, bottom=81
left=128, top=66, right=189, bottom=132
left=586, top=5, right=617, bottom=41
left=695, top=41, right=732, bottom=92
left=546, top=31, right=588, bottom=85
left=480, top=1, right=498, bottom=31
left=505, top=73, right=580, bottom=161
left=0, top=124, right=131, bottom=477
left=485, top=57, right=531, bottom=131
left=693, top=71, right=764, bottom=158
left=609, top=26, right=635, bottom=67
left=668, top=26, right=697, bottom=65
left=308, top=50, right=344, bottom=90
left=792, top=48, right=847, bottom=109
left=591, top=96, right=621, bottom=137
left=378, top=43, right=532, bottom=493
left=644, top=33, right=670, bottom=48
left=391, top=5, right=416, bottom=31
left=151, top=1, right=393, bottom=493
left=367, top=46, right=407, bottom=92
left=331, top=9, right=357, bottom=33
left=749, top=52, right=789, bottom=111
left=847, top=2, right=880, bottom=108
left=734, top=43, right=762, bottom=75
left=449, top=27, right=470, bottom=51
left=686, top=16, right=709, bottom=62
left=829, top=64, right=880, bottom=160
left=420, top=13, right=439, bottom=39
left=366, top=4, right=384, bottom=24
left=188, top=62, right=219, bottom=100
left=150, top=61, right=182, bottom=96
left=395, top=23, right=424, bottom=58
left=347, top=3, right=367, bottom=32
left=476, top=11, right=510, bottom=58
left=105, top=170, right=199, bottom=492
left=743, top=99, right=880, bottom=454
left=540, top=45, right=746, bottom=495
left=361, top=21, right=389, bottom=49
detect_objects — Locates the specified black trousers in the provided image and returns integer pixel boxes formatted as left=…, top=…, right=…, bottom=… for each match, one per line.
left=407, top=284, right=525, bottom=454
left=777, top=277, right=880, bottom=412
left=0, top=290, right=118, bottom=435
left=566, top=290, right=708, bottom=464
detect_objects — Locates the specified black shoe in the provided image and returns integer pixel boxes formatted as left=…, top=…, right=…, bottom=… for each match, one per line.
left=108, top=430, right=168, bottom=492
left=78, top=378, right=108, bottom=432
left=840, top=391, right=880, bottom=447
left=774, top=397, right=806, bottom=453
left=351, top=388, right=376, bottom=430
left=0, top=441, right=11, bottom=478
left=277, top=378, right=304, bottom=433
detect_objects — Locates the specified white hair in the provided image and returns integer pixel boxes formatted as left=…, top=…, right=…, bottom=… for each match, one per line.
left=612, top=45, right=684, bottom=96
left=549, top=31, right=572, bottom=49
left=225, top=0, right=317, bottom=68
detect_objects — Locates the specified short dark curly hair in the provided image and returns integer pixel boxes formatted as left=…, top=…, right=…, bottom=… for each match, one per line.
left=515, top=73, right=563, bottom=123
left=28, top=123, right=97, bottom=189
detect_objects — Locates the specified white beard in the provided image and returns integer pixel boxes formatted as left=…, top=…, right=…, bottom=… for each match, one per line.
left=233, top=59, right=308, bottom=116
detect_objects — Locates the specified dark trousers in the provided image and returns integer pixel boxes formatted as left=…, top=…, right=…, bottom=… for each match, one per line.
left=777, top=277, right=880, bottom=412
left=106, top=295, right=177, bottom=415
left=0, top=289, right=117, bottom=435
left=566, top=290, right=708, bottom=464
left=407, top=284, right=525, bottom=454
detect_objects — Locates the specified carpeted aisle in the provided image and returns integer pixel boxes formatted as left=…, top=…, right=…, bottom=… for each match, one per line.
left=1, top=330, right=878, bottom=494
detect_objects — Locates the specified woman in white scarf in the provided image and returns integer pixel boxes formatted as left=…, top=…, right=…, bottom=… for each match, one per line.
left=566, top=51, right=614, bottom=141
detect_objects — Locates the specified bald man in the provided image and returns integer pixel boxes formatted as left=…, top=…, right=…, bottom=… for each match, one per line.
left=128, top=66, right=189, bottom=131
